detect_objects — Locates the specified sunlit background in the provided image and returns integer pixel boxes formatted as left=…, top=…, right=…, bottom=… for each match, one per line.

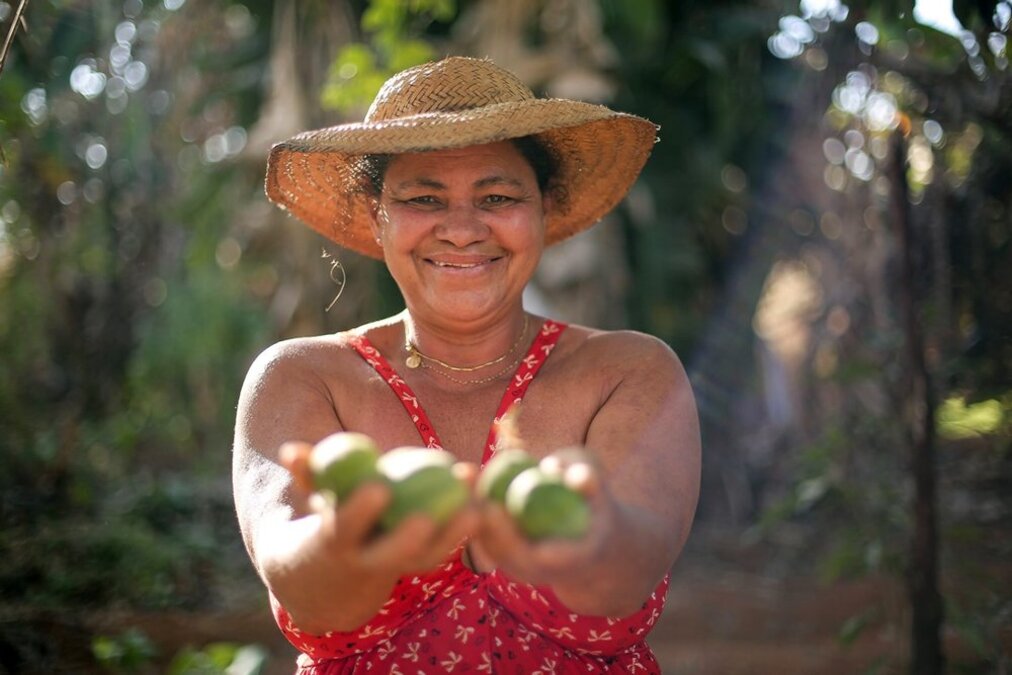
left=0, top=0, right=1009, bottom=673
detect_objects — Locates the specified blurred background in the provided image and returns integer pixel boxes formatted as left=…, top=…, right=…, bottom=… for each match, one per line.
left=0, top=0, right=1009, bottom=673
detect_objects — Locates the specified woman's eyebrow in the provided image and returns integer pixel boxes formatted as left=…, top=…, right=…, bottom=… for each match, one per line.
left=392, top=175, right=525, bottom=191
left=474, top=175, right=524, bottom=189
left=392, top=177, right=446, bottom=191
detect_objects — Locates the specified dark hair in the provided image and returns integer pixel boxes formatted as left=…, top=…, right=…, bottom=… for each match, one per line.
left=356, top=154, right=392, bottom=197
left=511, top=135, right=558, bottom=193
left=356, top=135, right=558, bottom=197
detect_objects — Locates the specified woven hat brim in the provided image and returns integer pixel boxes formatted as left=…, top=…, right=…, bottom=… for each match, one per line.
left=265, top=99, right=658, bottom=259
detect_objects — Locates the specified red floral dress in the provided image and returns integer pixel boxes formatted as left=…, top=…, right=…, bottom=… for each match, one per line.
left=270, top=320, right=669, bottom=673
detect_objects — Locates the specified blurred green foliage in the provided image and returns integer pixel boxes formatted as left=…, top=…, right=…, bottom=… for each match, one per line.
left=0, top=0, right=1009, bottom=672
left=321, top=0, right=453, bottom=113
left=92, top=629, right=158, bottom=673
left=167, top=642, right=267, bottom=675
left=937, top=395, right=1009, bottom=440
left=734, top=2, right=1010, bottom=668
left=0, top=0, right=272, bottom=629
left=92, top=627, right=267, bottom=675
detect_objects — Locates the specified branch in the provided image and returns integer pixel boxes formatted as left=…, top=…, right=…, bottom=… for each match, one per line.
left=0, top=0, right=29, bottom=79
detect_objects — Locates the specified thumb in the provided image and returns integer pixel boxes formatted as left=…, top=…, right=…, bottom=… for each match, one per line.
left=279, top=441, right=315, bottom=495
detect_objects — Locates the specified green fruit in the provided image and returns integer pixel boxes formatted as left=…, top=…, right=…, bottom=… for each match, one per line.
left=505, top=467, right=590, bottom=541
left=476, top=448, right=538, bottom=503
left=376, top=447, right=469, bottom=530
left=308, top=432, right=382, bottom=504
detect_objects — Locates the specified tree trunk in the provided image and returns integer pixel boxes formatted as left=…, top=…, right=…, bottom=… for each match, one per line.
left=243, top=1, right=385, bottom=337
left=889, top=131, right=944, bottom=675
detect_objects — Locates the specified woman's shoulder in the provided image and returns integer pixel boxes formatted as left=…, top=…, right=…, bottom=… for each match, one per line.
left=243, top=316, right=401, bottom=383
left=247, top=333, right=349, bottom=373
left=556, top=321, right=680, bottom=369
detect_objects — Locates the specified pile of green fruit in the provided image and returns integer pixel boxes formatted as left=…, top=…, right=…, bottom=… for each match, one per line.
left=309, top=432, right=468, bottom=530
left=475, top=448, right=590, bottom=540
left=308, top=431, right=589, bottom=540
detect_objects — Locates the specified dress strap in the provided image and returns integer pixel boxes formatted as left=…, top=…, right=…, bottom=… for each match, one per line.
left=482, top=319, right=566, bottom=464
left=348, top=335, right=443, bottom=449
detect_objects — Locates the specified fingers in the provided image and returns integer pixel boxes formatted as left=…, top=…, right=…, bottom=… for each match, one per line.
left=332, top=480, right=391, bottom=544
left=285, top=439, right=611, bottom=582
left=475, top=503, right=530, bottom=573
left=360, top=513, right=438, bottom=570
left=452, top=460, right=478, bottom=487
left=363, top=461, right=480, bottom=573
left=540, top=449, right=601, bottom=498
left=279, top=441, right=315, bottom=494
left=477, top=506, right=580, bottom=586
left=361, top=506, right=480, bottom=573
left=474, top=451, right=612, bottom=586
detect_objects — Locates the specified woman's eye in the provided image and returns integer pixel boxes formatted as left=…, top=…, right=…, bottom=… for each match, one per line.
left=407, top=195, right=439, bottom=206
left=484, top=194, right=513, bottom=205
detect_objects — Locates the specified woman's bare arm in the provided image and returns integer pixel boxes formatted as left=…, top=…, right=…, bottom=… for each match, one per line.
left=232, top=339, right=478, bottom=634
left=477, top=332, right=700, bottom=617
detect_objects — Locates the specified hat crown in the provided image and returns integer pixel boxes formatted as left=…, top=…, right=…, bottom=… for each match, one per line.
left=365, top=57, right=534, bottom=122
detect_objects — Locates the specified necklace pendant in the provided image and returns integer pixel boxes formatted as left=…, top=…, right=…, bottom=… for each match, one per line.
left=405, top=351, right=422, bottom=369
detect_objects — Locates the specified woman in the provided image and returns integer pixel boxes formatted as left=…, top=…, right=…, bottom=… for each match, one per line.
left=233, top=56, right=700, bottom=673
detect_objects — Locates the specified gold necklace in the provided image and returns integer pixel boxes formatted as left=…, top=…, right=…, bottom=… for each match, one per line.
left=404, top=315, right=529, bottom=371
left=421, top=351, right=525, bottom=386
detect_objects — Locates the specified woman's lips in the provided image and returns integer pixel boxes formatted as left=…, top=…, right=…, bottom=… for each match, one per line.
left=424, top=255, right=502, bottom=269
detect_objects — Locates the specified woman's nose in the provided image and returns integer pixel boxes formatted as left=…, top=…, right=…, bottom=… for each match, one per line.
left=433, top=204, right=490, bottom=247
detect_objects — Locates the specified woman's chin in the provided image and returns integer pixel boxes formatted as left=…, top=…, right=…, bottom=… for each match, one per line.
left=412, top=293, right=515, bottom=324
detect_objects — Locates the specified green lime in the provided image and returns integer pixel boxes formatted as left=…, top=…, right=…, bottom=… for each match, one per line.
left=308, top=431, right=382, bottom=504
left=476, top=448, right=538, bottom=503
left=377, top=448, right=469, bottom=530
left=505, top=467, right=590, bottom=541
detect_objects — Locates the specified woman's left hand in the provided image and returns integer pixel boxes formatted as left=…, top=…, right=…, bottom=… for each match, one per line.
left=472, top=448, right=616, bottom=588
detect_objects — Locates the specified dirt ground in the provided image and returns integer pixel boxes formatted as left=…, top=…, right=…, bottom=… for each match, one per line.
left=82, top=565, right=913, bottom=675
left=5, top=526, right=1007, bottom=674
left=120, top=572, right=912, bottom=675
left=111, top=565, right=1003, bottom=675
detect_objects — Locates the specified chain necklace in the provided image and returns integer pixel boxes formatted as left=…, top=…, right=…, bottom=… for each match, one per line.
left=404, top=315, right=530, bottom=372
left=420, top=351, right=526, bottom=386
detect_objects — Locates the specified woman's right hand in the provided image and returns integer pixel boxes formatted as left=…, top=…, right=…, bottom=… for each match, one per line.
left=280, top=440, right=480, bottom=575
left=264, top=441, right=480, bottom=634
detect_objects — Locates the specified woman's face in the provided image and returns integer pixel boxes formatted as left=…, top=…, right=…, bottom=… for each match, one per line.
left=371, top=141, right=548, bottom=324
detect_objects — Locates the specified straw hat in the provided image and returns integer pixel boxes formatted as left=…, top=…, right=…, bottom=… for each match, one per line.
left=265, top=56, right=658, bottom=260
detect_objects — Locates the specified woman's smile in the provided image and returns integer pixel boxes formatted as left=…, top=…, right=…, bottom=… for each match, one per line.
left=423, top=253, right=504, bottom=271
left=373, top=141, right=547, bottom=321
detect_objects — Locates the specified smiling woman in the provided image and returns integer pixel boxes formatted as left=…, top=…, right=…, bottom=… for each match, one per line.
left=233, top=56, right=701, bottom=673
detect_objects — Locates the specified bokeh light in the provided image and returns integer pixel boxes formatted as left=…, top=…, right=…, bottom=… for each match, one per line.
left=70, top=60, right=107, bottom=99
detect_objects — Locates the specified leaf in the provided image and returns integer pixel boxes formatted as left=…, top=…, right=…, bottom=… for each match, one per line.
left=321, top=45, right=384, bottom=113
left=225, top=644, right=269, bottom=675
left=91, top=629, right=158, bottom=671
left=937, top=396, right=1004, bottom=439
left=331, top=43, right=379, bottom=76
left=387, top=39, right=436, bottom=72
left=363, top=0, right=406, bottom=35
